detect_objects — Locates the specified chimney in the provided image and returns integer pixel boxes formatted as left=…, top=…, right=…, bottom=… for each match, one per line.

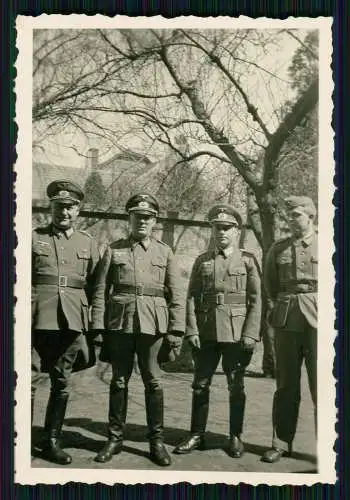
left=87, top=148, right=99, bottom=170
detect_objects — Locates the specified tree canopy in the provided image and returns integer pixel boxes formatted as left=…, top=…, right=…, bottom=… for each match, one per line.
left=33, top=28, right=319, bottom=251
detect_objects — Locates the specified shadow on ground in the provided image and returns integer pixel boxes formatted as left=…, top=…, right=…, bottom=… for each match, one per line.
left=32, top=417, right=316, bottom=466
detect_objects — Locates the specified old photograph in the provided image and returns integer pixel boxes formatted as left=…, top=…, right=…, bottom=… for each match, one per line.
left=15, top=16, right=335, bottom=485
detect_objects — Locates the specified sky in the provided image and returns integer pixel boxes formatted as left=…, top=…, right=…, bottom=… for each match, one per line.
left=32, top=28, right=311, bottom=169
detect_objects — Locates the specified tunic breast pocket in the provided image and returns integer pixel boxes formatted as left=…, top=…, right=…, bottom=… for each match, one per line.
left=33, top=243, right=52, bottom=257
left=33, top=243, right=52, bottom=267
left=151, top=257, right=167, bottom=284
left=200, top=262, right=214, bottom=290
left=77, top=249, right=90, bottom=276
left=227, top=267, right=247, bottom=292
left=276, top=256, right=293, bottom=281
left=111, top=252, right=132, bottom=283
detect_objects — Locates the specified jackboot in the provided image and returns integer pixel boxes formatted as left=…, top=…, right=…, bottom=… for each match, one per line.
left=41, top=393, right=72, bottom=465
left=94, top=388, right=127, bottom=463
left=145, top=389, right=171, bottom=467
left=227, top=389, right=246, bottom=458
left=173, top=389, right=209, bottom=454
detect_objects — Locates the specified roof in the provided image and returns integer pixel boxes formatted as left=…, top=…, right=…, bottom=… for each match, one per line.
left=32, top=162, right=112, bottom=200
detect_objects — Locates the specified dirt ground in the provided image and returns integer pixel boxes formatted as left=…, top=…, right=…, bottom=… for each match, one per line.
left=31, top=343, right=317, bottom=474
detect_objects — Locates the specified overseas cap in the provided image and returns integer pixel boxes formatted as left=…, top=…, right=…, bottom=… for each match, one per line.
left=47, top=179, right=84, bottom=204
left=207, top=204, right=242, bottom=227
left=126, top=193, right=159, bottom=216
left=285, top=196, right=317, bottom=217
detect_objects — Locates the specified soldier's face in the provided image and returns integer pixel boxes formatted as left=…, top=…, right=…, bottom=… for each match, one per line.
left=287, top=210, right=313, bottom=237
left=213, top=223, right=239, bottom=249
left=51, top=201, right=80, bottom=230
left=129, top=212, right=156, bottom=240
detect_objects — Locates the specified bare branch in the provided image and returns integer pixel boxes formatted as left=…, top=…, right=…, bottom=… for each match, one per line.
left=180, top=30, right=272, bottom=140
left=172, top=150, right=231, bottom=167
left=284, top=30, right=318, bottom=60
left=263, top=78, right=319, bottom=190
left=159, top=45, right=261, bottom=191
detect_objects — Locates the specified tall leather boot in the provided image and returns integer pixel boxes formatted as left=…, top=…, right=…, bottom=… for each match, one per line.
left=42, top=393, right=72, bottom=465
left=145, top=389, right=171, bottom=467
left=94, top=387, right=127, bottom=463
left=173, top=389, right=209, bottom=454
left=227, top=387, right=246, bottom=458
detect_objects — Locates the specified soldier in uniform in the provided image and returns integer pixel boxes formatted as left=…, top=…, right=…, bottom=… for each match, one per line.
left=173, top=204, right=261, bottom=458
left=31, top=180, right=100, bottom=465
left=91, top=193, right=185, bottom=467
left=261, top=196, right=318, bottom=463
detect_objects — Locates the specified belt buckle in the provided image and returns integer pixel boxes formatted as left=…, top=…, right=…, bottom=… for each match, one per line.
left=135, top=284, right=144, bottom=296
left=59, top=275, right=68, bottom=287
left=216, top=292, right=224, bottom=305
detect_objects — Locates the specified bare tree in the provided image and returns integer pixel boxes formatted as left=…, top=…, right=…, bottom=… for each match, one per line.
left=33, top=28, right=318, bottom=254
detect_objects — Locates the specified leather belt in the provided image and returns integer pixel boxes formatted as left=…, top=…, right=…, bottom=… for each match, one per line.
left=113, top=284, right=165, bottom=297
left=202, top=292, right=246, bottom=305
left=33, top=274, right=86, bottom=289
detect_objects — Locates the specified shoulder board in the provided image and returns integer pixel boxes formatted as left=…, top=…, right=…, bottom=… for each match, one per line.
left=33, top=225, right=50, bottom=235
left=272, top=237, right=293, bottom=250
left=78, top=229, right=93, bottom=238
left=240, top=248, right=256, bottom=259
left=152, top=237, right=170, bottom=247
left=196, top=250, right=214, bottom=262
left=110, top=238, right=130, bottom=249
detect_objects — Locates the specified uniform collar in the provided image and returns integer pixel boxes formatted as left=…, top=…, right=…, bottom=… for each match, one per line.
left=130, top=235, right=151, bottom=251
left=293, top=229, right=315, bottom=247
left=51, top=224, right=75, bottom=239
left=214, top=245, right=235, bottom=258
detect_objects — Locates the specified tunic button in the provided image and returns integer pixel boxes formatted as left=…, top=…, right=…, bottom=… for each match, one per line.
left=61, top=260, right=65, bottom=264
left=60, top=247, right=65, bottom=250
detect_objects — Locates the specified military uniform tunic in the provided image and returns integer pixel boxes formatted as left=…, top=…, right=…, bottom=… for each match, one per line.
left=185, top=246, right=261, bottom=401
left=264, top=231, right=318, bottom=448
left=91, top=236, right=185, bottom=404
left=31, top=224, right=100, bottom=392
left=92, top=236, right=185, bottom=335
left=186, top=247, right=261, bottom=343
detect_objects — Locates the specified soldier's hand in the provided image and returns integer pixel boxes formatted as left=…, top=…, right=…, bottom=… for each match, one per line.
left=240, top=337, right=257, bottom=352
left=187, top=335, right=201, bottom=349
left=165, top=334, right=182, bottom=357
left=165, top=334, right=182, bottom=349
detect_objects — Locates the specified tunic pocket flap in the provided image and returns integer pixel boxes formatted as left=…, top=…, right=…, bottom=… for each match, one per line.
left=276, top=254, right=292, bottom=264
left=228, top=266, right=246, bottom=276
left=310, top=256, right=318, bottom=263
left=152, top=257, right=166, bottom=267
left=77, top=249, right=90, bottom=259
left=200, top=262, right=213, bottom=275
left=33, top=243, right=51, bottom=256
left=111, top=250, right=129, bottom=265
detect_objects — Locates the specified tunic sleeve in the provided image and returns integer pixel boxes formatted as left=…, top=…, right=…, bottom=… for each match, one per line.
left=164, top=248, right=186, bottom=334
left=241, top=254, right=262, bottom=341
left=185, top=256, right=202, bottom=338
left=91, top=245, right=112, bottom=329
